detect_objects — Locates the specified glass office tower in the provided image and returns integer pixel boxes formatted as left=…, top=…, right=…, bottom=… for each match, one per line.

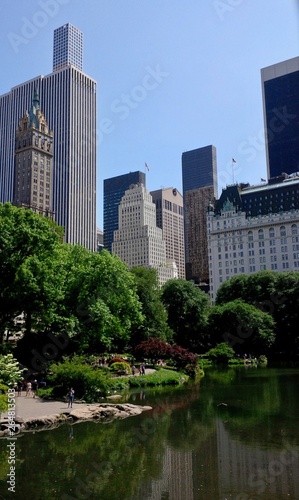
left=182, top=145, right=217, bottom=283
left=261, top=57, right=299, bottom=179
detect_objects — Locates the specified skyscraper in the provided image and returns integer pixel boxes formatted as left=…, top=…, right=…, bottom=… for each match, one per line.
left=0, top=23, right=96, bottom=250
left=53, top=23, right=83, bottom=72
left=14, top=89, right=54, bottom=218
left=150, top=187, right=185, bottom=279
left=112, top=183, right=177, bottom=286
left=182, top=145, right=217, bottom=283
left=103, top=171, right=146, bottom=252
left=261, top=56, right=299, bottom=179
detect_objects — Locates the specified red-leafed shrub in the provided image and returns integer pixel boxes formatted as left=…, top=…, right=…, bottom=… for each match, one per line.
left=135, top=338, right=198, bottom=376
left=170, top=345, right=198, bottom=370
left=134, top=338, right=172, bottom=364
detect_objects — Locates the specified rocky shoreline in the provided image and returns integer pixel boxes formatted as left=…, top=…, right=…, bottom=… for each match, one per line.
left=0, top=402, right=152, bottom=436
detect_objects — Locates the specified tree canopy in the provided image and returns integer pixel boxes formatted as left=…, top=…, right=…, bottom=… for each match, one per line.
left=161, top=279, right=210, bottom=351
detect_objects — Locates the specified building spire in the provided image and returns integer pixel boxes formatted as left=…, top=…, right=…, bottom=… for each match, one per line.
left=33, top=87, right=40, bottom=110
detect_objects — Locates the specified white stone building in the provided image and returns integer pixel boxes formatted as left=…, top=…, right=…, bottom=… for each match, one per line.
left=112, top=183, right=177, bottom=285
left=207, top=177, right=299, bottom=301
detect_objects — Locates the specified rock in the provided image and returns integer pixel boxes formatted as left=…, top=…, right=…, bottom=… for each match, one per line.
left=69, top=403, right=151, bottom=422
left=0, top=404, right=152, bottom=435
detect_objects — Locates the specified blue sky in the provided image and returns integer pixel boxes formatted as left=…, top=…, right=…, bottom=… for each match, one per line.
left=1, top=0, right=299, bottom=227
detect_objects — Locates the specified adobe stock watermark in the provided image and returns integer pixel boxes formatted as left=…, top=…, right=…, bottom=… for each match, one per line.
left=213, top=0, right=246, bottom=22
left=237, top=107, right=296, bottom=164
left=94, top=65, right=169, bottom=146
left=246, top=445, right=298, bottom=498
left=7, top=0, right=71, bottom=54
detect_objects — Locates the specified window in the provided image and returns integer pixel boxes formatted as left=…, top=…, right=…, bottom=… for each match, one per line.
left=280, top=226, right=286, bottom=237
left=258, top=229, right=264, bottom=240
left=248, top=231, right=253, bottom=241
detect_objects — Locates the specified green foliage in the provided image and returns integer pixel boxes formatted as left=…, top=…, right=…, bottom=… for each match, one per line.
left=0, top=202, right=65, bottom=340
left=0, top=383, right=8, bottom=414
left=37, top=387, right=55, bottom=399
left=47, top=356, right=111, bottom=401
left=110, top=362, right=131, bottom=374
left=258, top=355, right=268, bottom=365
left=0, top=354, right=23, bottom=386
left=127, top=368, right=186, bottom=387
left=215, top=271, right=299, bottom=358
left=65, top=249, right=144, bottom=353
left=206, top=342, right=235, bottom=364
left=130, top=267, right=173, bottom=345
left=161, top=279, right=210, bottom=351
left=207, top=299, right=275, bottom=354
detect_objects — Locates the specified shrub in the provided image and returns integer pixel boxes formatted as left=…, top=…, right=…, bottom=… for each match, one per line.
left=47, top=356, right=111, bottom=401
left=134, top=338, right=172, bottom=364
left=110, top=362, right=131, bottom=374
left=258, top=355, right=268, bottom=365
left=0, top=383, right=8, bottom=415
left=206, top=343, right=235, bottom=364
left=108, top=357, right=126, bottom=366
left=0, top=354, right=23, bottom=386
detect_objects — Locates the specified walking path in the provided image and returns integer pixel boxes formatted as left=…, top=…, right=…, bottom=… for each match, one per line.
left=2, top=392, right=76, bottom=421
left=1, top=368, right=157, bottom=422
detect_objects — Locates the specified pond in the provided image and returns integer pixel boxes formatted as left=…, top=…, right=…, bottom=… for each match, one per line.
left=0, top=366, right=299, bottom=499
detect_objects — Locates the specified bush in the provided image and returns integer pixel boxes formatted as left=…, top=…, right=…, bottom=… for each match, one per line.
left=134, top=338, right=172, bottom=364
left=258, top=355, right=268, bottom=365
left=108, top=357, right=127, bottom=366
left=206, top=343, right=235, bottom=364
left=47, top=356, right=111, bottom=402
left=0, top=354, right=23, bottom=386
left=110, top=362, right=131, bottom=374
left=0, top=383, right=8, bottom=415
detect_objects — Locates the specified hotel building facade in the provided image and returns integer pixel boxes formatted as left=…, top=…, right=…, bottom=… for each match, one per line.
left=207, top=175, right=299, bottom=301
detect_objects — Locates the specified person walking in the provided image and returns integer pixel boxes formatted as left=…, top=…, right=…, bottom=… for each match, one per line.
left=68, top=387, right=75, bottom=408
left=17, top=380, right=23, bottom=396
left=26, top=381, right=32, bottom=397
left=31, top=379, right=38, bottom=398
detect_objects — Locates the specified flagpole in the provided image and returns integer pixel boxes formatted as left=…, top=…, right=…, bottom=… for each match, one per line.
left=232, top=159, right=234, bottom=184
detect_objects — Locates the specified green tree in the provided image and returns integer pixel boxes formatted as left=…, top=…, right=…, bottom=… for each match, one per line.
left=66, top=250, right=144, bottom=353
left=161, top=279, right=210, bottom=351
left=0, top=203, right=65, bottom=341
left=207, top=299, right=275, bottom=354
left=206, top=342, right=235, bottom=364
left=0, top=354, right=22, bottom=386
left=130, top=267, right=173, bottom=345
left=215, top=271, right=299, bottom=357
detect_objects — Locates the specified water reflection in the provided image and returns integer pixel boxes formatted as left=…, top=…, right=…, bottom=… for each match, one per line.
left=0, top=367, right=298, bottom=499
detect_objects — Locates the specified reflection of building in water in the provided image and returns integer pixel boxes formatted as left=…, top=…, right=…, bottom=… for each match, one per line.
left=135, top=418, right=299, bottom=499
left=137, top=446, right=193, bottom=500
left=216, top=419, right=299, bottom=499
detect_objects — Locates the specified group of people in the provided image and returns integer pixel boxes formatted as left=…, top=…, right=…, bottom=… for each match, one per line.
left=17, top=379, right=38, bottom=397
left=131, top=363, right=146, bottom=376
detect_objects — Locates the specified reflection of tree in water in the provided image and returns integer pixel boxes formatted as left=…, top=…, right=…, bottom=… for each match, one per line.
left=204, top=368, right=299, bottom=450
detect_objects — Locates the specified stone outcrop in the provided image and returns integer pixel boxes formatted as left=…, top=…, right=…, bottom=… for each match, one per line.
left=0, top=403, right=152, bottom=436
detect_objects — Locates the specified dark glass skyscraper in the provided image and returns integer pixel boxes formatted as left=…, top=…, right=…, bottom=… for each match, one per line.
left=182, top=145, right=217, bottom=196
left=261, top=57, right=299, bottom=179
left=103, top=171, right=146, bottom=252
left=182, top=145, right=217, bottom=283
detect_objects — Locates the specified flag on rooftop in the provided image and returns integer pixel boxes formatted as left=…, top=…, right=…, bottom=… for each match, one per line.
left=232, top=158, right=237, bottom=163
left=145, top=162, right=150, bottom=171
left=261, top=178, right=266, bottom=182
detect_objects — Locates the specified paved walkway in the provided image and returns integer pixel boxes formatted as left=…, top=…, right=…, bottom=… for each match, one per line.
left=1, top=392, right=77, bottom=421
left=1, top=368, right=157, bottom=421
